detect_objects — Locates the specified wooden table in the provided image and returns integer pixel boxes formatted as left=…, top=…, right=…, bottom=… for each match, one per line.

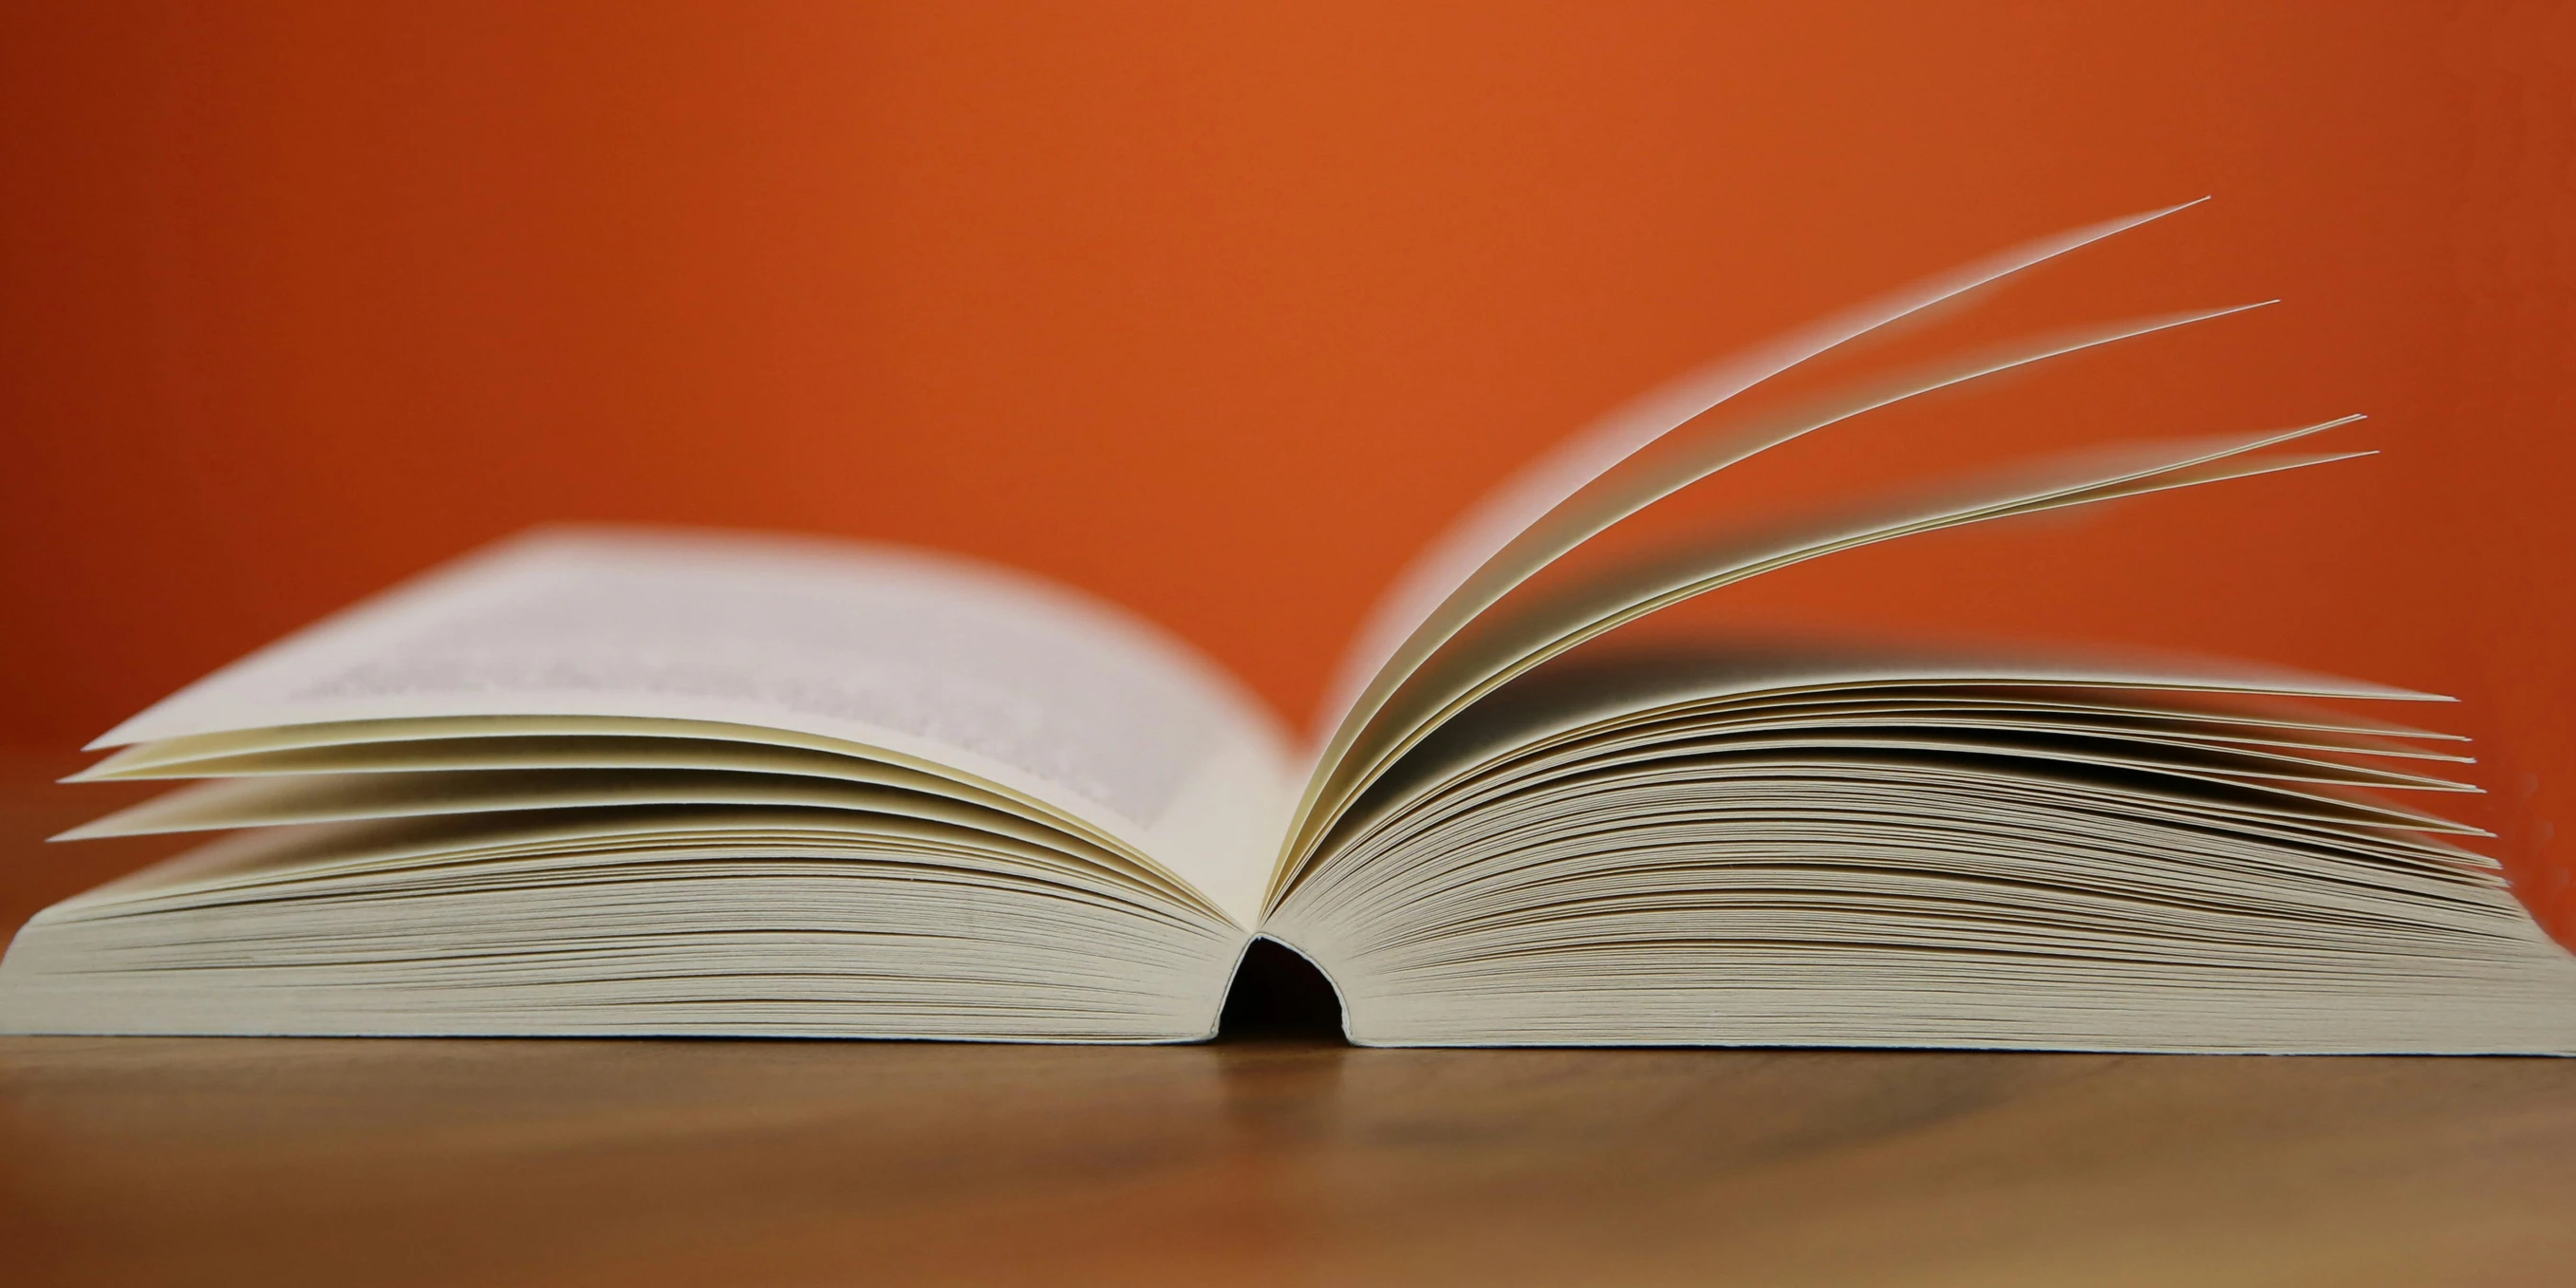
left=5, top=751, right=2572, bottom=1286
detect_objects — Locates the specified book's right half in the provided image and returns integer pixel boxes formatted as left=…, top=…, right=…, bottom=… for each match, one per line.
left=1259, top=208, right=2576, bottom=1053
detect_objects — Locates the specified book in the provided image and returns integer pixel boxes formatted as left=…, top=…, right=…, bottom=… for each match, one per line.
left=7, top=202, right=2572, bottom=1053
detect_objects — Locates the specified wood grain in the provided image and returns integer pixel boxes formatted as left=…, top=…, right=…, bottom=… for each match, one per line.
left=4, top=752, right=2574, bottom=1287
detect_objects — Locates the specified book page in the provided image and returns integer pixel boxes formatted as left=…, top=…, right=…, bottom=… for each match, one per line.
left=1289, top=203, right=2228, bottom=869
left=1283, top=305, right=2263, bottom=865
left=1271, top=424, right=2371, bottom=903
left=1311, top=201, right=2206, bottom=747
left=92, top=526, right=1297, bottom=926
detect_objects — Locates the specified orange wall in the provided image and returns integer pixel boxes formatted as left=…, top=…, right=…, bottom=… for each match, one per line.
left=3, top=3, right=2571, bottom=943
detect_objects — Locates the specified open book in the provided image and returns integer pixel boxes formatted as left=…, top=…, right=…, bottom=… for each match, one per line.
left=7, top=204, right=2573, bottom=1053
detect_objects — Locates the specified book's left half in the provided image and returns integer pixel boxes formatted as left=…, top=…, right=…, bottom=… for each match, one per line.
left=0, top=527, right=1297, bottom=1041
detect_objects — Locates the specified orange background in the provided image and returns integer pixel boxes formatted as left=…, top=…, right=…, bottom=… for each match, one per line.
left=3, top=3, right=2570, bottom=943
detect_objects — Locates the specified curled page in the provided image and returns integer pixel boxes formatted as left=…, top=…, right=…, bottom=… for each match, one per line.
left=1272, top=421, right=2378, bottom=904
left=1285, top=302, right=2272, bottom=866
left=1314, top=199, right=2212, bottom=744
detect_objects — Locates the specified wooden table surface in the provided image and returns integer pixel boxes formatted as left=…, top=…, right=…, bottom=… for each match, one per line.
left=4, top=751, right=2573, bottom=1287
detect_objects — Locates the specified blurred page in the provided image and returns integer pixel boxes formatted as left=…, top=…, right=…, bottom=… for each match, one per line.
left=93, top=527, right=1296, bottom=924
left=1312, top=203, right=2203, bottom=745
left=1271, top=426, right=2369, bottom=902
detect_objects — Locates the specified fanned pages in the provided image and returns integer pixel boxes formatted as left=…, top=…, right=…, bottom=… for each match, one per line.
left=1266, top=646, right=2575, bottom=1051
left=7, top=205, right=2571, bottom=1051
